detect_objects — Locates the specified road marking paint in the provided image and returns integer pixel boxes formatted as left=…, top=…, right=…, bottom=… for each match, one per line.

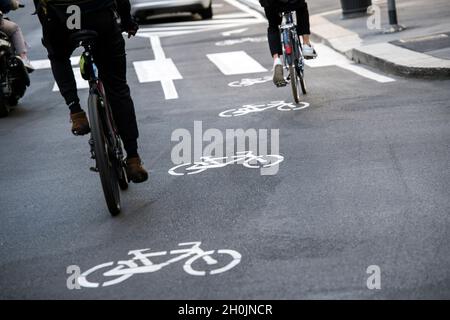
left=74, top=242, right=242, bottom=288
left=133, top=36, right=182, bottom=100
left=31, top=56, right=80, bottom=70
left=215, top=36, right=266, bottom=46
left=150, top=35, right=166, bottom=60
left=228, top=76, right=272, bottom=87
left=207, top=51, right=267, bottom=75
left=137, top=19, right=262, bottom=38
left=222, top=27, right=248, bottom=36
left=305, top=43, right=395, bottom=83
left=52, top=68, right=89, bottom=91
left=223, top=0, right=266, bottom=21
left=169, top=151, right=284, bottom=176
left=214, top=13, right=252, bottom=19
left=339, top=64, right=395, bottom=83
left=219, top=100, right=310, bottom=117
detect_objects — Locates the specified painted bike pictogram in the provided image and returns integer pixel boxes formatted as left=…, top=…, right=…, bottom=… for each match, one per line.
left=77, top=242, right=242, bottom=288
left=219, top=100, right=309, bottom=117
left=168, top=151, right=284, bottom=176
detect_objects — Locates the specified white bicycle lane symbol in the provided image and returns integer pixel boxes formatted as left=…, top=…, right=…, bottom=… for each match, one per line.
left=219, top=100, right=310, bottom=117
left=168, top=151, right=284, bottom=176
left=77, top=242, right=242, bottom=288
left=228, top=76, right=272, bottom=87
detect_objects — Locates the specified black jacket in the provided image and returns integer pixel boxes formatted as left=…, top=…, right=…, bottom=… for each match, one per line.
left=34, top=0, right=133, bottom=26
left=35, top=0, right=115, bottom=12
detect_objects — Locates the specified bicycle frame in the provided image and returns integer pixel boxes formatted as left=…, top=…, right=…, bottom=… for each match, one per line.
left=80, top=42, right=126, bottom=172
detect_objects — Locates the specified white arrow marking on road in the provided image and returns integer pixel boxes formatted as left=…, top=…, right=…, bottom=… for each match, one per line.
left=222, top=28, right=248, bottom=36
left=305, top=43, right=395, bottom=83
left=133, top=36, right=182, bottom=100
left=207, top=51, right=267, bottom=75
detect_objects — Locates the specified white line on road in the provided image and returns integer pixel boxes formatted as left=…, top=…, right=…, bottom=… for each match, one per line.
left=222, top=28, right=248, bottom=36
left=214, top=13, right=252, bottom=19
left=207, top=51, right=267, bottom=75
left=305, top=43, right=395, bottom=83
left=223, top=0, right=266, bottom=21
left=150, top=35, right=166, bottom=60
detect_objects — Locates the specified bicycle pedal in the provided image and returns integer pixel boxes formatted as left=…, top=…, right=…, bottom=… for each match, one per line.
left=90, top=167, right=99, bottom=172
left=276, top=82, right=287, bottom=87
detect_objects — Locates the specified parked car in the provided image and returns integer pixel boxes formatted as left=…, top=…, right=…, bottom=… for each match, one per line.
left=130, top=0, right=213, bottom=21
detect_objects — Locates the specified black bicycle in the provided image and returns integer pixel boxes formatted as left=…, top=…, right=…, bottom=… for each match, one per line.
left=70, top=30, right=128, bottom=216
left=280, top=11, right=307, bottom=103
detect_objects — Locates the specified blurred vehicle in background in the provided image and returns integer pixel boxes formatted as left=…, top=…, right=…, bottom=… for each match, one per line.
left=130, top=0, right=213, bottom=22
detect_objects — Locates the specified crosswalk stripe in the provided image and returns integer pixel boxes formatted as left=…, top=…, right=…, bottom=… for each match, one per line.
left=52, top=68, right=89, bottom=91
left=32, top=56, right=80, bottom=70
left=207, top=51, right=267, bottom=75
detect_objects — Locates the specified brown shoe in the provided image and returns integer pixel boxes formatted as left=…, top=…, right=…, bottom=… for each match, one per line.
left=126, top=157, right=149, bottom=183
left=70, top=111, right=90, bottom=136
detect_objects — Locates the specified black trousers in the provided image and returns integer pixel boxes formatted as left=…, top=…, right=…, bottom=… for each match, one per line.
left=264, top=1, right=310, bottom=57
left=39, top=8, right=139, bottom=155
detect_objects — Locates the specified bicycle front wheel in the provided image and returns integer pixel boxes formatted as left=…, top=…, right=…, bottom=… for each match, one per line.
left=88, top=93, right=121, bottom=216
left=297, top=64, right=307, bottom=95
left=289, top=65, right=300, bottom=103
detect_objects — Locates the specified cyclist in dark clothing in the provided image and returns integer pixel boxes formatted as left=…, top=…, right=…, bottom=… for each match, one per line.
left=259, top=0, right=317, bottom=86
left=34, top=0, right=148, bottom=183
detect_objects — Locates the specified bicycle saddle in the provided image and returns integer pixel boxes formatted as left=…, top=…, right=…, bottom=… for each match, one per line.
left=70, top=30, right=98, bottom=46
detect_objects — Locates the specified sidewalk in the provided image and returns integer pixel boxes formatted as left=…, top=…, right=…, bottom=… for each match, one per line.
left=239, top=0, right=450, bottom=79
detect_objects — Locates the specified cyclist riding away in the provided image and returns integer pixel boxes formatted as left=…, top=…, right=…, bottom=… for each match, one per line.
left=259, top=0, right=317, bottom=86
left=0, top=0, right=34, bottom=71
left=33, top=0, right=148, bottom=183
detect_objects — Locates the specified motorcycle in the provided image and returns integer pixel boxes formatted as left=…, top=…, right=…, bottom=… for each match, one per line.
left=0, top=5, right=30, bottom=117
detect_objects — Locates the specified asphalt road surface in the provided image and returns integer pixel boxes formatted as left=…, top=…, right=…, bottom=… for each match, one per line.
left=0, top=0, right=449, bottom=299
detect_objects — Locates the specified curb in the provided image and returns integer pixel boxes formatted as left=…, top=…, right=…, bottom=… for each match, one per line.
left=351, top=46, right=450, bottom=79
left=235, top=0, right=450, bottom=79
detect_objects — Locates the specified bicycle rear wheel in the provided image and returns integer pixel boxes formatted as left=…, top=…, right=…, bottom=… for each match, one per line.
left=88, top=93, right=121, bottom=216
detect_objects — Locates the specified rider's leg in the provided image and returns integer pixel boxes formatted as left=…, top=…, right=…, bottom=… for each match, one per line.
left=38, top=12, right=90, bottom=135
left=88, top=9, right=148, bottom=183
left=0, top=19, right=34, bottom=71
left=264, top=7, right=285, bottom=86
left=295, top=1, right=317, bottom=58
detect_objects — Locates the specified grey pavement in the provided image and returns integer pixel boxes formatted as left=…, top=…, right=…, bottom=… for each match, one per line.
left=0, top=0, right=449, bottom=299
